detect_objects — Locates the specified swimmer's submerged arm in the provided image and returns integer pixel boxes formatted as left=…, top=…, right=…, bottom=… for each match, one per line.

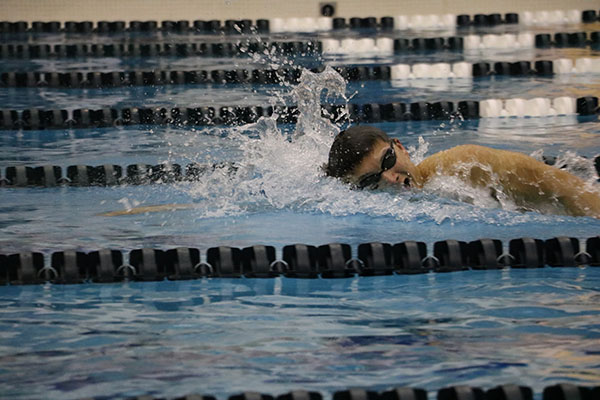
left=532, top=165, right=600, bottom=218
left=482, top=149, right=600, bottom=218
left=419, top=145, right=600, bottom=218
left=98, top=203, right=197, bottom=217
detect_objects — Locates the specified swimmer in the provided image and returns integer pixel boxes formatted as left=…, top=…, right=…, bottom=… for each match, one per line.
left=325, top=125, right=600, bottom=218
left=101, top=125, right=600, bottom=218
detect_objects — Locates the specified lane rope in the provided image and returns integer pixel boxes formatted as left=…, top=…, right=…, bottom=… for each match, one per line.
left=0, top=96, right=597, bottom=131
left=1, top=237, right=599, bottom=284
left=0, top=9, right=597, bottom=34
left=1, top=31, right=599, bottom=59
left=2, top=57, right=598, bottom=89
left=2, top=155, right=598, bottom=188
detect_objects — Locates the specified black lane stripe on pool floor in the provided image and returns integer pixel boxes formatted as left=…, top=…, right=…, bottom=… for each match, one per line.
left=0, top=59, right=582, bottom=89
left=0, top=97, right=598, bottom=131
left=2, top=156, right=598, bottom=188
left=2, top=237, right=599, bottom=284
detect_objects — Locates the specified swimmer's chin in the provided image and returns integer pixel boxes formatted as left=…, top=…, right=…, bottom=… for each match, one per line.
left=372, top=181, right=415, bottom=192
left=389, top=178, right=415, bottom=190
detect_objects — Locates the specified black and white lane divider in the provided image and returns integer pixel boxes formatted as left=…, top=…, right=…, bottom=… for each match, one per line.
left=1, top=9, right=598, bottom=35
left=1, top=237, right=599, bottom=284
left=2, top=154, right=598, bottom=188
left=2, top=57, right=598, bottom=88
left=1, top=31, right=599, bottom=59
left=0, top=96, right=597, bottom=131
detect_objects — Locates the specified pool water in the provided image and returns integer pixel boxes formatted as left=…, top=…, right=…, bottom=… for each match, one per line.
left=1, top=22, right=600, bottom=400
left=1, top=269, right=600, bottom=400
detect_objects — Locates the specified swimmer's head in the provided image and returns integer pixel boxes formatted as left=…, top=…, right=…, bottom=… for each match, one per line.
left=325, top=125, right=419, bottom=189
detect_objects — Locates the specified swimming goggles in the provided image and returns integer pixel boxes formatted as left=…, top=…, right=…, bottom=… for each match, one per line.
left=357, top=141, right=396, bottom=189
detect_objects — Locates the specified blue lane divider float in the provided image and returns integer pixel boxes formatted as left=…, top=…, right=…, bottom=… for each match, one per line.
left=2, top=154, right=598, bottom=188
left=1, top=31, right=599, bottom=59
left=0, top=96, right=597, bottom=131
left=2, top=57, right=598, bottom=89
left=0, top=9, right=598, bottom=35
left=1, top=236, right=599, bottom=284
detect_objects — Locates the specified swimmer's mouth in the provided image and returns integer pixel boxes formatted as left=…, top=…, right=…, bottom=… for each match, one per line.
left=354, top=176, right=411, bottom=191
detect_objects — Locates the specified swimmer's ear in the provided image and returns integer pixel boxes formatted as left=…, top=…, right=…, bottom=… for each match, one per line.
left=392, top=138, right=408, bottom=154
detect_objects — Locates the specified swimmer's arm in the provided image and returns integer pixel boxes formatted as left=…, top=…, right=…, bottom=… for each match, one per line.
left=420, top=145, right=600, bottom=218
left=522, top=162, right=600, bottom=218
left=487, top=150, right=600, bottom=218
left=98, top=203, right=197, bottom=216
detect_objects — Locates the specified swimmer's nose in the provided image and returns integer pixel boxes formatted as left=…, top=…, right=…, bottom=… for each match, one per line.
left=383, top=172, right=410, bottom=187
left=382, top=172, right=399, bottom=184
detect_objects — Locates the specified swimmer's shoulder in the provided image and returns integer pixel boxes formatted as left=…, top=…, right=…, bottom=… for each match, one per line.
left=417, top=144, right=526, bottom=180
left=428, top=144, right=539, bottom=165
left=418, top=144, right=492, bottom=168
left=445, top=144, right=501, bottom=158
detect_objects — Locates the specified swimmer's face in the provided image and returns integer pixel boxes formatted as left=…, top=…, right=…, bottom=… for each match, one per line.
left=351, top=139, right=419, bottom=189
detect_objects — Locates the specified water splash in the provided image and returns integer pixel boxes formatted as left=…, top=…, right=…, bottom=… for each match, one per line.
left=182, top=66, right=349, bottom=214
left=530, top=149, right=600, bottom=190
left=293, top=66, right=347, bottom=141
left=170, top=66, right=598, bottom=225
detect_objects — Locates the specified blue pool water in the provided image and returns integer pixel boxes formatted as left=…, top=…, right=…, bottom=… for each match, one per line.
left=1, top=24, right=600, bottom=399
left=1, top=268, right=599, bottom=400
